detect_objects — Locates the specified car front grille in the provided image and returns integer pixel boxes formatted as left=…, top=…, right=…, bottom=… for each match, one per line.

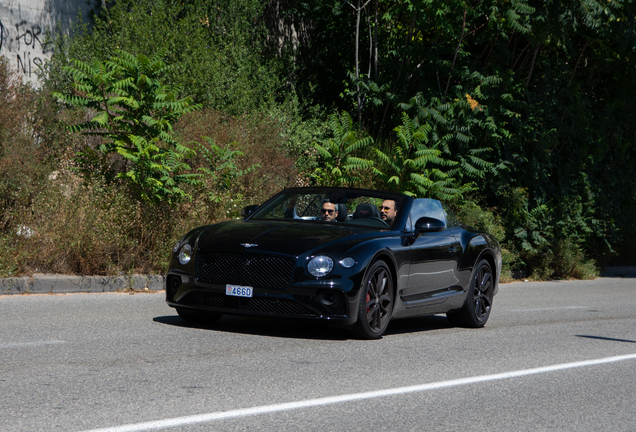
left=180, top=291, right=317, bottom=316
left=195, top=252, right=295, bottom=290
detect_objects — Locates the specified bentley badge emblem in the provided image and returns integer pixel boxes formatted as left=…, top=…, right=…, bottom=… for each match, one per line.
left=240, top=243, right=258, bottom=248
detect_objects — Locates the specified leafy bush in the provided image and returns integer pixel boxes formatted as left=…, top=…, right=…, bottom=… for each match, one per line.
left=373, top=112, right=466, bottom=199
left=314, top=111, right=374, bottom=187
left=196, top=137, right=259, bottom=203
left=53, top=49, right=202, bottom=205
left=5, top=175, right=210, bottom=276
left=45, top=0, right=286, bottom=114
left=174, top=109, right=298, bottom=204
left=452, top=198, right=516, bottom=281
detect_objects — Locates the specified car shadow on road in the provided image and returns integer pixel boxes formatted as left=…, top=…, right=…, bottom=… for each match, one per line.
left=599, top=266, right=636, bottom=278
left=153, top=313, right=454, bottom=340
left=153, top=314, right=349, bottom=340
left=576, top=335, right=636, bottom=344
left=384, top=315, right=454, bottom=336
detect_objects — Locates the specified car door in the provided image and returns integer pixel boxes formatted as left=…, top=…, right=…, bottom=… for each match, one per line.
left=402, top=199, right=460, bottom=305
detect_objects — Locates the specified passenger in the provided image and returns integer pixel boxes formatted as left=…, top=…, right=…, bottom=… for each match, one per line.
left=379, top=199, right=399, bottom=227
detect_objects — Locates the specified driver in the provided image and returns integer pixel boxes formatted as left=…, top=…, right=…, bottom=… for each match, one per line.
left=285, top=197, right=339, bottom=222
left=319, top=201, right=338, bottom=222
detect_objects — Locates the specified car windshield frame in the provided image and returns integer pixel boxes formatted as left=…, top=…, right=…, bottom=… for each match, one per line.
left=248, top=187, right=409, bottom=230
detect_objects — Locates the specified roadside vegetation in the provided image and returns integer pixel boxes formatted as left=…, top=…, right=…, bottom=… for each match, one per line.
left=2, top=0, right=635, bottom=281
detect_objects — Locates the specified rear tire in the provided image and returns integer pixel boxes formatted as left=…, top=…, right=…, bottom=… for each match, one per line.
left=446, top=259, right=494, bottom=328
left=352, top=261, right=394, bottom=339
left=176, top=308, right=223, bottom=325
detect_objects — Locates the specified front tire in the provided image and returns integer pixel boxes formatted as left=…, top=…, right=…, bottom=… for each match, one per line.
left=447, top=259, right=494, bottom=328
left=352, top=261, right=394, bottom=339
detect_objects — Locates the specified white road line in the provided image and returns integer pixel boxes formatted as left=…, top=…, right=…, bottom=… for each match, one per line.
left=0, top=340, right=66, bottom=349
left=81, top=352, right=636, bottom=432
left=509, top=306, right=587, bottom=312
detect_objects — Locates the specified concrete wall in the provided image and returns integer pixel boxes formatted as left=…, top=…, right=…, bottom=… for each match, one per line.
left=0, top=0, right=92, bottom=85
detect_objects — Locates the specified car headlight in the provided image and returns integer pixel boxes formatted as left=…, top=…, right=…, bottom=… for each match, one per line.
left=307, top=256, right=334, bottom=277
left=339, top=257, right=355, bottom=268
left=173, top=240, right=181, bottom=253
left=178, top=244, right=193, bottom=265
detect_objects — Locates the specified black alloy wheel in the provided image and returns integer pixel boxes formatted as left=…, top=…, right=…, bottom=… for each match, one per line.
left=353, top=261, right=394, bottom=339
left=447, top=259, right=494, bottom=328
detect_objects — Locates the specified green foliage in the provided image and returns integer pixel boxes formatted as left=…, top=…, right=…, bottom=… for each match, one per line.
left=196, top=138, right=260, bottom=203
left=452, top=197, right=520, bottom=281
left=373, top=112, right=467, bottom=199
left=265, top=96, right=326, bottom=178
left=53, top=50, right=202, bottom=205
left=332, top=0, right=635, bottom=274
left=314, top=111, right=374, bottom=187
left=4, top=0, right=636, bottom=279
left=453, top=198, right=505, bottom=242
left=45, top=0, right=285, bottom=114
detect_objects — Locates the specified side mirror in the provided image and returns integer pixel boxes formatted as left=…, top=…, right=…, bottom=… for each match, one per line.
left=240, top=205, right=259, bottom=219
left=414, top=217, right=446, bottom=234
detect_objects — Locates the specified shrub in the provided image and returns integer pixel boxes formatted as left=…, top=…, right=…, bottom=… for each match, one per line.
left=522, top=240, right=597, bottom=281
left=53, top=49, right=203, bottom=205
left=175, top=109, right=297, bottom=204
left=313, top=111, right=374, bottom=187
left=7, top=174, right=216, bottom=276
left=452, top=198, right=518, bottom=281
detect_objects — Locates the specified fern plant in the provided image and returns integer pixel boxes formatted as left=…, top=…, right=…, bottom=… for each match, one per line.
left=401, top=92, right=505, bottom=186
left=53, top=49, right=202, bottom=205
left=314, top=111, right=373, bottom=187
left=373, top=112, right=469, bottom=200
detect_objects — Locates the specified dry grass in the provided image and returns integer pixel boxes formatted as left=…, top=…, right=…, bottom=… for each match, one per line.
left=0, top=64, right=299, bottom=277
left=176, top=109, right=297, bottom=203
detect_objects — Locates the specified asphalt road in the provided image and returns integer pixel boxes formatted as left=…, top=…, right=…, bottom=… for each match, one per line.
left=1, top=277, right=635, bottom=432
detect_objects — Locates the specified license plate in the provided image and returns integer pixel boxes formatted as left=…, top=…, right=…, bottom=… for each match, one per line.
left=226, top=284, right=253, bottom=298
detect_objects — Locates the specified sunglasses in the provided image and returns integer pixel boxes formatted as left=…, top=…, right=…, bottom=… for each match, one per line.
left=380, top=206, right=393, bottom=211
left=321, top=209, right=335, bottom=214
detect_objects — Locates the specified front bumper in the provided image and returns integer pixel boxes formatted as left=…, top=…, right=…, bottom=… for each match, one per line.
left=165, top=271, right=359, bottom=325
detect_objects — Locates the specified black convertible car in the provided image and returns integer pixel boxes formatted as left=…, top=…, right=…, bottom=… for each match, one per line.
left=166, top=187, right=502, bottom=339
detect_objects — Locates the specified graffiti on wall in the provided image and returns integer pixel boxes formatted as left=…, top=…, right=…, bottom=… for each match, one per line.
left=0, top=16, right=53, bottom=81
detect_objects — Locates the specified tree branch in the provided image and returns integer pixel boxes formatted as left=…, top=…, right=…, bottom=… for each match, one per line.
left=443, top=10, right=467, bottom=103
left=569, top=40, right=589, bottom=86
left=525, top=45, right=539, bottom=88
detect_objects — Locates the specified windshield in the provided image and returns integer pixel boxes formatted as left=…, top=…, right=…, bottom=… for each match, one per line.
left=250, top=188, right=406, bottom=229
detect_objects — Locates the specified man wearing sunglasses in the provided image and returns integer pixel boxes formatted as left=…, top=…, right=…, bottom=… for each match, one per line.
left=285, top=197, right=339, bottom=222
left=379, top=199, right=398, bottom=227
left=320, top=201, right=339, bottom=222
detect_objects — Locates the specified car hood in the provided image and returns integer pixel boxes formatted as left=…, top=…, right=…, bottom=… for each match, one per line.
left=196, top=219, right=382, bottom=257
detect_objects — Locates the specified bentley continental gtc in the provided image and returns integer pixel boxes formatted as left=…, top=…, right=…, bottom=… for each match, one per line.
left=166, top=187, right=502, bottom=339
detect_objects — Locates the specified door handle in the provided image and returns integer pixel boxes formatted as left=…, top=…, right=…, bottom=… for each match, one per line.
left=448, top=247, right=457, bottom=255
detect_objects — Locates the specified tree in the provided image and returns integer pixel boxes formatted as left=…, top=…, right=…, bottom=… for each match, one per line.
left=46, top=0, right=285, bottom=114
left=54, top=49, right=202, bottom=205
